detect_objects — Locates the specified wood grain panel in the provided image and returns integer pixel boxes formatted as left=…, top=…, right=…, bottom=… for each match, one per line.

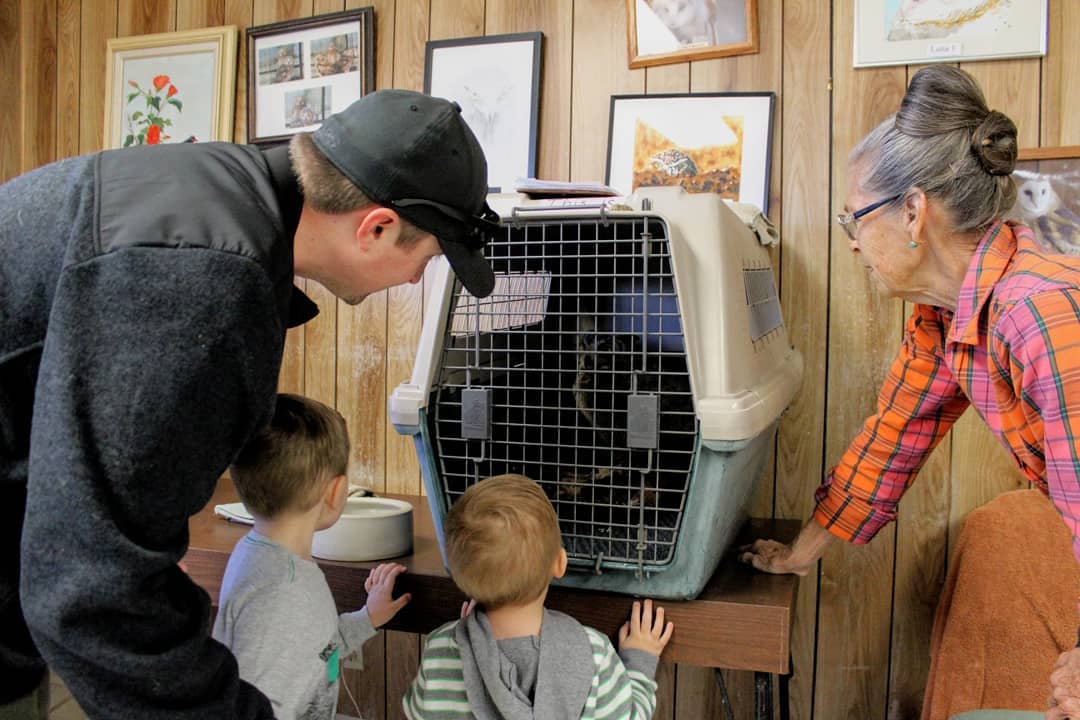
left=644, top=63, right=688, bottom=94
left=384, top=0, right=429, bottom=496
left=779, top=0, right=831, bottom=715
left=56, top=0, right=80, bottom=160
left=430, top=0, right=483, bottom=40
left=816, top=2, right=907, bottom=718
left=79, top=0, right=117, bottom=155
left=569, top=0, right=643, bottom=183
left=0, top=0, right=18, bottom=183
left=1041, top=0, right=1080, bottom=147
left=339, top=633, right=387, bottom=720
left=485, top=0, right=573, bottom=182
left=176, top=0, right=224, bottom=27
left=20, top=0, right=57, bottom=174
left=118, top=0, right=177, bottom=36
left=654, top=659, right=675, bottom=720
left=224, top=0, right=252, bottom=142
left=385, top=630, right=419, bottom=720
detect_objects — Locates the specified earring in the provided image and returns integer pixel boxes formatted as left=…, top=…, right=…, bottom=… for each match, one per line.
left=908, top=241, right=918, bottom=248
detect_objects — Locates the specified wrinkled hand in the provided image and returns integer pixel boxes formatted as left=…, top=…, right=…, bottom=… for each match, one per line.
left=1047, top=646, right=1080, bottom=719
left=364, top=563, right=411, bottom=628
left=738, top=539, right=814, bottom=576
left=618, top=599, right=674, bottom=657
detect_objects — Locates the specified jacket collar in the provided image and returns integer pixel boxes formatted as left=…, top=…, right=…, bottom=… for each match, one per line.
left=261, top=143, right=318, bottom=328
left=947, top=220, right=1015, bottom=346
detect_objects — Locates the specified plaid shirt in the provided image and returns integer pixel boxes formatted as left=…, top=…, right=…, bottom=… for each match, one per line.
left=814, top=221, right=1080, bottom=561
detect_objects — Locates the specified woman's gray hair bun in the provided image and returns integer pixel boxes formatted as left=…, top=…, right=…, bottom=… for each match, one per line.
left=970, top=109, right=1018, bottom=177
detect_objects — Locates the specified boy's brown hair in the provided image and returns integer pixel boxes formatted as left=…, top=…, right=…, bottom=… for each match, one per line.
left=230, top=393, right=350, bottom=518
left=444, top=474, right=563, bottom=608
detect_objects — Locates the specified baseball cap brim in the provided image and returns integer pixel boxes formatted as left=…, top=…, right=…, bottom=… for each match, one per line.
left=389, top=199, right=498, bottom=298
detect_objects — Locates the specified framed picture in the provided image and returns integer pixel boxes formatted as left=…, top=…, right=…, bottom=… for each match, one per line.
left=103, top=26, right=237, bottom=149
left=854, top=0, right=1048, bottom=68
left=606, top=92, right=775, bottom=214
left=424, top=32, right=542, bottom=193
left=1011, top=146, right=1080, bottom=256
left=626, top=0, right=758, bottom=69
left=247, top=8, right=375, bottom=146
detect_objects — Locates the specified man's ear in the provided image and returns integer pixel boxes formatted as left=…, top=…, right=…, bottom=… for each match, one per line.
left=356, top=207, right=402, bottom=251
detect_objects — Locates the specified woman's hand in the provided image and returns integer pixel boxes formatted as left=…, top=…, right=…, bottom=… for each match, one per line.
left=738, top=519, right=837, bottom=576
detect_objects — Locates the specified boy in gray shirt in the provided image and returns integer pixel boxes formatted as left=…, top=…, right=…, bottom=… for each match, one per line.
left=404, top=474, right=673, bottom=719
left=213, top=394, right=411, bottom=720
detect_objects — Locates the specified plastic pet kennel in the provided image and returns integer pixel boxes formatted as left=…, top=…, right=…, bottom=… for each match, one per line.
left=390, top=186, right=802, bottom=599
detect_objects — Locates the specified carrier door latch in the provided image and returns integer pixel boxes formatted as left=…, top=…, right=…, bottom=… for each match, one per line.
left=461, top=388, right=492, bottom=440
left=626, top=394, right=659, bottom=449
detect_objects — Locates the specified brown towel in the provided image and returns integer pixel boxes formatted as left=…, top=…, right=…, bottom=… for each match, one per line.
left=921, top=489, right=1080, bottom=720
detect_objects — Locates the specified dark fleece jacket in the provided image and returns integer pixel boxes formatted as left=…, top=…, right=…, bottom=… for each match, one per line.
left=0, top=142, right=316, bottom=718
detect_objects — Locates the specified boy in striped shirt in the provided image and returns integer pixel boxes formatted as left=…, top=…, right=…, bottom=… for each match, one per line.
left=403, top=473, right=672, bottom=719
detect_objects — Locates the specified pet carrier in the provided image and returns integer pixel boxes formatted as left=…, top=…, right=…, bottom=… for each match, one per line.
left=390, top=186, right=802, bottom=599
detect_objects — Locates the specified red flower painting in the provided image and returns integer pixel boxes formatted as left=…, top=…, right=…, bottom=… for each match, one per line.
left=122, top=75, right=187, bottom=147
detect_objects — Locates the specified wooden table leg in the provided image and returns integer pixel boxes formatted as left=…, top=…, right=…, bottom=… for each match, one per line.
left=713, top=669, right=736, bottom=720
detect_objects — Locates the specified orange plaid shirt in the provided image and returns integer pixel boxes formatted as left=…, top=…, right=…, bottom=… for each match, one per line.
left=814, top=221, right=1080, bottom=561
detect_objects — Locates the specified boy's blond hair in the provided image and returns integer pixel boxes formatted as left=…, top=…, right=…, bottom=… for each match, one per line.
left=444, top=474, right=563, bottom=609
left=230, top=393, right=350, bottom=519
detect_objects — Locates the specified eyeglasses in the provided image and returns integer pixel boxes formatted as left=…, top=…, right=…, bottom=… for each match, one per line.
left=390, top=197, right=500, bottom=249
left=836, top=193, right=902, bottom=241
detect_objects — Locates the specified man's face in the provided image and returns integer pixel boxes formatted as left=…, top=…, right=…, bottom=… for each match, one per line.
left=334, top=230, right=442, bottom=306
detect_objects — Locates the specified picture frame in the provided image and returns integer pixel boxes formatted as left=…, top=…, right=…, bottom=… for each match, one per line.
left=853, top=0, right=1048, bottom=68
left=424, top=32, right=543, bottom=193
left=103, top=26, right=237, bottom=149
left=1011, top=146, right=1080, bottom=256
left=606, top=92, right=775, bottom=214
left=246, top=8, right=375, bottom=146
left=626, top=0, right=758, bottom=69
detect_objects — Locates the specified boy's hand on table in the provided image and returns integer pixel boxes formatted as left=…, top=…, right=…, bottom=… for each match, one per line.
left=618, top=599, right=674, bottom=656
left=364, top=563, right=411, bottom=628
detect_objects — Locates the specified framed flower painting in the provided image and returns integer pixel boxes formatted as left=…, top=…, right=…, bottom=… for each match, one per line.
left=103, top=26, right=238, bottom=149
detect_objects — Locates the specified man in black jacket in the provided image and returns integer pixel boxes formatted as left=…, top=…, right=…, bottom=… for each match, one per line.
left=0, top=89, right=496, bottom=718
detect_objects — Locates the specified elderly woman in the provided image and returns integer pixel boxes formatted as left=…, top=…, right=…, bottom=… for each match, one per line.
left=741, top=65, right=1080, bottom=717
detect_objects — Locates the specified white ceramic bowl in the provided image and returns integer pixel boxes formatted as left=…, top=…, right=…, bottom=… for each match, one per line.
left=312, top=497, right=414, bottom=562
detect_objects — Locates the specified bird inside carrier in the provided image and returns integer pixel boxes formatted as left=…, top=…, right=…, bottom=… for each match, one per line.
left=391, top=186, right=802, bottom=599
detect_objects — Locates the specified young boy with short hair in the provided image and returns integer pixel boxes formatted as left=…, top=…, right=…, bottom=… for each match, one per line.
left=212, top=393, right=411, bottom=720
left=404, top=473, right=673, bottom=719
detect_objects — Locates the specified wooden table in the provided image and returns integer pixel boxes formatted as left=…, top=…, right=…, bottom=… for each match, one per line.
left=185, top=479, right=799, bottom=720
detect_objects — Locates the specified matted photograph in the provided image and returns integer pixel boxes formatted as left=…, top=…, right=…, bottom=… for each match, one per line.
left=424, top=32, right=543, bottom=193
left=246, top=7, right=374, bottom=145
left=103, top=26, right=237, bottom=148
left=606, top=92, right=775, bottom=214
left=854, top=0, right=1048, bottom=67
left=257, top=42, right=303, bottom=85
left=1011, top=146, right=1080, bottom=256
left=310, top=33, right=360, bottom=78
left=626, top=0, right=758, bottom=69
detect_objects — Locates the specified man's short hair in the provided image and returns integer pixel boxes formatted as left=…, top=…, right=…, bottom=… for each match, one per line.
left=230, top=393, right=350, bottom=519
left=289, top=132, right=426, bottom=247
left=444, top=474, right=564, bottom=609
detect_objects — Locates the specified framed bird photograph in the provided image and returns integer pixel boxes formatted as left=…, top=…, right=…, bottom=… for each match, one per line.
left=1011, top=146, right=1080, bottom=256
left=605, top=92, right=775, bottom=214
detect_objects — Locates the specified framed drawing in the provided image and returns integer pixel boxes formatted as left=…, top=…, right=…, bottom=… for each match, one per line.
left=247, top=7, right=375, bottom=146
left=626, top=0, right=758, bottom=69
left=1011, top=146, right=1080, bottom=256
left=606, top=92, right=775, bottom=214
left=424, top=32, right=543, bottom=193
left=103, top=26, right=237, bottom=149
left=854, top=0, right=1048, bottom=68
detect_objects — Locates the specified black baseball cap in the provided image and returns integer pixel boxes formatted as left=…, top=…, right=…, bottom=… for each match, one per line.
left=312, top=89, right=498, bottom=298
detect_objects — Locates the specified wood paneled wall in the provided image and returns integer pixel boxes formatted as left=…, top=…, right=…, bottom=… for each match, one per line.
left=3, top=1, right=1078, bottom=718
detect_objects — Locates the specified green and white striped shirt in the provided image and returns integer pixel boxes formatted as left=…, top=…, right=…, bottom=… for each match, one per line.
left=403, top=620, right=658, bottom=719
